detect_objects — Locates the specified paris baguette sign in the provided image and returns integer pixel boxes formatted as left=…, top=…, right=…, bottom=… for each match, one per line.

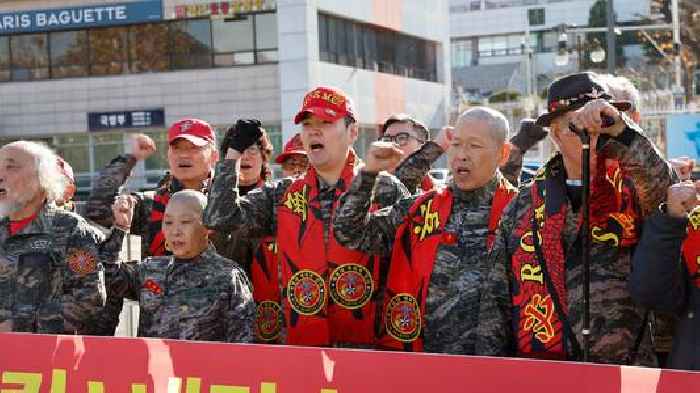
left=0, top=0, right=162, bottom=34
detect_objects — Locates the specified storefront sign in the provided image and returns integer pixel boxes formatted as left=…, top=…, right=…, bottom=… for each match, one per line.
left=0, top=333, right=698, bottom=392
left=173, top=0, right=276, bottom=19
left=0, top=1, right=162, bottom=34
left=88, top=109, right=165, bottom=131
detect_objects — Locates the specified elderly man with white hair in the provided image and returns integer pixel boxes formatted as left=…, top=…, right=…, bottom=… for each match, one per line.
left=0, top=141, right=130, bottom=335
left=333, top=106, right=517, bottom=355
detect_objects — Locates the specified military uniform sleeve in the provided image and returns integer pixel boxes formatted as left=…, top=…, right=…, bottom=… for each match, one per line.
left=204, top=159, right=289, bottom=240
left=86, top=154, right=138, bottom=227
left=629, top=211, right=689, bottom=314
left=475, top=191, right=523, bottom=357
left=334, top=170, right=417, bottom=256
left=225, top=266, right=255, bottom=343
left=500, top=146, right=525, bottom=187
left=600, top=117, right=673, bottom=216
left=393, top=142, right=444, bottom=192
left=63, top=219, right=125, bottom=335
left=103, top=258, right=143, bottom=302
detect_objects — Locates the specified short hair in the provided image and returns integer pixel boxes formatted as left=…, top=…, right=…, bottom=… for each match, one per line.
left=600, top=74, right=641, bottom=113
left=381, top=113, right=430, bottom=141
left=168, top=190, right=207, bottom=216
left=455, top=107, right=509, bottom=145
left=3, top=141, right=67, bottom=203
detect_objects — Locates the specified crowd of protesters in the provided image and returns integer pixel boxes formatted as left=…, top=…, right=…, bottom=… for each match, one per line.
left=1, top=70, right=699, bottom=371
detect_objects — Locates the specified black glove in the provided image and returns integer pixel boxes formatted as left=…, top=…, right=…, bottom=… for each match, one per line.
left=221, top=119, right=263, bottom=156
left=510, top=119, right=548, bottom=152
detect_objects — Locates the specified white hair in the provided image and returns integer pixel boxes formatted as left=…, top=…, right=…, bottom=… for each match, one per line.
left=456, top=106, right=510, bottom=144
left=600, top=74, right=641, bottom=114
left=168, top=190, right=207, bottom=215
left=4, top=141, right=67, bottom=203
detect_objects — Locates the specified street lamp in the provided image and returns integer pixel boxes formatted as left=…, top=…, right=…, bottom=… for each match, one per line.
left=589, top=38, right=606, bottom=63
left=555, top=32, right=570, bottom=66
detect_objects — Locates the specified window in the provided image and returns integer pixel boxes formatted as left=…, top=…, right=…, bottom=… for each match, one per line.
left=171, top=19, right=212, bottom=69
left=255, top=13, right=278, bottom=63
left=92, top=132, right=124, bottom=170
left=451, top=39, right=472, bottom=68
left=0, top=37, right=10, bottom=81
left=89, top=27, right=128, bottom=76
left=143, top=131, right=169, bottom=173
left=129, top=23, right=170, bottom=73
left=319, top=13, right=330, bottom=62
left=336, top=18, right=349, bottom=66
left=50, top=30, right=89, bottom=78
left=479, top=36, right=494, bottom=57
left=362, top=25, right=377, bottom=71
left=212, top=16, right=254, bottom=66
left=11, top=33, right=49, bottom=81
left=528, top=8, right=545, bottom=26
left=54, top=134, right=90, bottom=174
left=377, top=30, right=395, bottom=74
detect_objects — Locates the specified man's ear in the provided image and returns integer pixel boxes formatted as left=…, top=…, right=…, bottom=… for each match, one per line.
left=499, top=142, right=513, bottom=167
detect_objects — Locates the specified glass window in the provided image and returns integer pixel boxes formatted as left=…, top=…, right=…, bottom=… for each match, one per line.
left=55, top=134, right=89, bottom=173
left=89, top=27, right=128, bottom=76
left=493, top=35, right=507, bottom=56
left=255, top=13, right=278, bottom=50
left=451, top=39, right=472, bottom=68
left=171, top=19, right=212, bottom=69
left=528, top=8, right=545, bottom=26
left=50, top=30, right=89, bottom=78
left=479, top=36, right=494, bottom=57
left=92, top=132, right=124, bottom=170
left=129, top=23, right=170, bottom=73
left=0, top=36, right=10, bottom=81
left=212, top=16, right=254, bottom=66
left=540, top=31, right=558, bottom=52
left=11, top=33, right=49, bottom=81
left=336, top=19, right=348, bottom=66
left=377, top=30, right=395, bottom=74
left=318, top=14, right=330, bottom=62
left=362, top=26, right=377, bottom=71
left=350, top=23, right=364, bottom=68
left=507, top=34, right=524, bottom=55
left=327, top=15, right=337, bottom=63
left=143, top=131, right=168, bottom=172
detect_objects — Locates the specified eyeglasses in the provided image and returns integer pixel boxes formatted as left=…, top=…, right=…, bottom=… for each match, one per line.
left=379, top=132, right=424, bottom=147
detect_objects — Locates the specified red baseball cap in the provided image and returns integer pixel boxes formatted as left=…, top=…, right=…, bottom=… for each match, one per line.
left=275, top=133, right=307, bottom=164
left=294, top=86, right=355, bottom=124
left=168, top=118, right=216, bottom=146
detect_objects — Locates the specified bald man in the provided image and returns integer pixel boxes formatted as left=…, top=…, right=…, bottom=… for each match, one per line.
left=103, top=190, right=254, bottom=343
left=333, top=107, right=517, bottom=355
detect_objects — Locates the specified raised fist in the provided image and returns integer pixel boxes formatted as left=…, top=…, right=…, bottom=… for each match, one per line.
left=112, top=194, right=136, bottom=231
left=666, top=181, right=700, bottom=218
left=364, top=141, right=404, bottom=173
left=129, top=133, right=157, bottom=161
left=510, top=119, right=547, bottom=152
left=221, top=119, right=263, bottom=158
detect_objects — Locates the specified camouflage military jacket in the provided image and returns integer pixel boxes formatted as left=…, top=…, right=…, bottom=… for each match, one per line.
left=476, top=122, right=673, bottom=366
left=0, top=203, right=125, bottom=335
left=333, top=170, right=509, bottom=355
left=104, top=245, right=254, bottom=343
left=204, top=157, right=409, bottom=248
left=85, top=154, right=209, bottom=258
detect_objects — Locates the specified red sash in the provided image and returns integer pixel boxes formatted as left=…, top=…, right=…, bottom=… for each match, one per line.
left=420, top=175, right=434, bottom=192
left=252, top=236, right=283, bottom=343
left=277, top=150, right=379, bottom=346
left=148, top=188, right=170, bottom=256
left=378, top=179, right=516, bottom=351
left=682, top=208, right=700, bottom=288
left=510, top=158, right=640, bottom=360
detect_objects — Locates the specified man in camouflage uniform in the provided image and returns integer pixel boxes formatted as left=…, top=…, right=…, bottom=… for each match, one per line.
left=0, top=141, right=127, bottom=335
left=85, top=119, right=219, bottom=335
left=104, top=190, right=254, bottom=342
left=476, top=72, right=673, bottom=366
left=333, top=107, right=516, bottom=355
left=205, top=86, right=409, bottom=348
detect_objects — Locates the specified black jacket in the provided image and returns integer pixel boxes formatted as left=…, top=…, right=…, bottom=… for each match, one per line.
left=629, top=211, right=700, bottom=370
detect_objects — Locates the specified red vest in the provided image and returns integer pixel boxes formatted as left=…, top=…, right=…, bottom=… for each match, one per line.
left=682, top=208, right=700, bottom=288
left=277, top=151, right=379, bottom=346
left=378, top=179, right=516, bottom=351
left=510, top=159, right=640, bottom=360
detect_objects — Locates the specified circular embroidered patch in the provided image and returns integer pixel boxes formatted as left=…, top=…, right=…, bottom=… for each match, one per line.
left=256, top=301, right=283, bottom=342
left=329, top=263, right=373, bottom=309
left=67, top=249, right=97, bottom=276
left=287, top=270, right=326, bottom=316
left=385, top=293, right=421, bottom=342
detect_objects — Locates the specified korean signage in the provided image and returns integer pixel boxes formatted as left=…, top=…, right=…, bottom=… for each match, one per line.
left=666, top=113, right=700, bottom=160
left=0, top=1, right=162, bottom=34
left=88, top=109, right=165, bottom=131
left=0, top=333, right=698, bottom=392
left=173, top=0, right=276, bottom=19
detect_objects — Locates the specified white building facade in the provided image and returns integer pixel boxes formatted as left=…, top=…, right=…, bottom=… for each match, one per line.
left=0, top=0, right=450, bottom=194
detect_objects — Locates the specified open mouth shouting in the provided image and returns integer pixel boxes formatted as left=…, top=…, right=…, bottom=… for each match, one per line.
left=0, top=187, right=7, bottom=199
left=309, top=142, right=325, bottom=153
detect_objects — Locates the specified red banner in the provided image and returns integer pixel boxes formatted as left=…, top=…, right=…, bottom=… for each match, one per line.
left=0, top=333, right=697, bottom=393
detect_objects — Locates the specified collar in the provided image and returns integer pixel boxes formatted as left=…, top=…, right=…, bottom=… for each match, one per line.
left=2, top=203, right=57, bottom=237
left=448, top=171, right=502, bottom=205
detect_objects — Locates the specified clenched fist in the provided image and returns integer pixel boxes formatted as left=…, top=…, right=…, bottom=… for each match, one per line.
left=666, top=181, right=700, bottom=218
left=364, top=141, right=404, bottom=173
left=129, top=133, right=157, bottom=161
left=112, top=194, right=136, bottom=231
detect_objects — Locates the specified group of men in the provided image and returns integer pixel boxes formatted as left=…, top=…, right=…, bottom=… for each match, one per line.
left=1, top=70, right=698, bottom=371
